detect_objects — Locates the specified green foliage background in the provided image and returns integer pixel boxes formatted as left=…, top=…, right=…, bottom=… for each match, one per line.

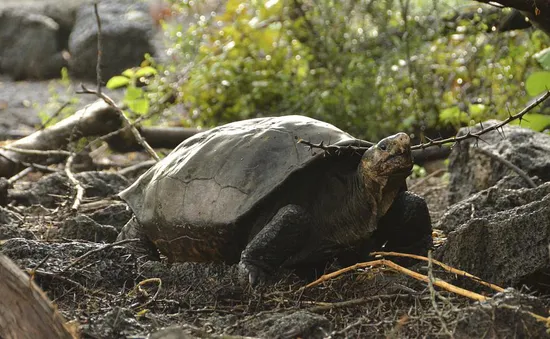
left=136, top=0, right=550, bottom=140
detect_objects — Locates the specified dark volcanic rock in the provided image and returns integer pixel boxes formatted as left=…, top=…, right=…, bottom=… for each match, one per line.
left=88, top=203, right=132, bottom=231
left=437, top=176, right=550, bottom=233
left=448, top=120, right=550, bottom=204
left=0, top=9, right=67, bottom=79
left=455, top=289, right=550, bottom=338
left=68, top=0, right=156, bottom=79
left=60, top=214, right=118, bottom=242
left=258, top=311, right=330, bottom=339
left=436, top=182, right=550, bottom=289
left=0, top=206, right=32, bottom=239
left=10, top=171, right=129, bottom=208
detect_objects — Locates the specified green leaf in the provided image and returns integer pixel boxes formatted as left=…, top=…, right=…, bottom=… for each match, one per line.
left=534, top=47, right=550, bottom=70
left=122, top=68, right=136, bottom=78
left=439, top=106, right=460, bottom=123
left=135, top=66, right=158, bottom=77
left=127, top=98, right=150, bottom=115
left=510, top=113, right=550, bottom=132
left=525, top=71, right=550, bottom=96
left=106, top=76, right=130, bottom=89
left=125, top=86, right=143, bottom=101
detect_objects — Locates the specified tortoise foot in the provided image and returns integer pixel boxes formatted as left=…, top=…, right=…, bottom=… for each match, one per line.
left=238, top=260, right=268, bottom=287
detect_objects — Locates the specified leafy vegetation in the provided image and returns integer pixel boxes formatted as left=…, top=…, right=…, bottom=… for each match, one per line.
left=114, top=0, right=550, bottom=140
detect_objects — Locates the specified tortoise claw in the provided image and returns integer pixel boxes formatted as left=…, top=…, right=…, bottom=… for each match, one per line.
left=238, top=260, right=267, bottom=287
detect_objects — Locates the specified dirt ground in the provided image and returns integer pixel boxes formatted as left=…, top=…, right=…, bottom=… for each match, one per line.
left=1, top=157, right=549, bottom=338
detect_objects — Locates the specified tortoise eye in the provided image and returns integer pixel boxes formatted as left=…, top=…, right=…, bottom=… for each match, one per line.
left=378, top=141, right=388, bottom=151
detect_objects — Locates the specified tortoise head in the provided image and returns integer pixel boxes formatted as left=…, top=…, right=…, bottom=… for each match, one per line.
left=360, top=132, right=413, bottom=186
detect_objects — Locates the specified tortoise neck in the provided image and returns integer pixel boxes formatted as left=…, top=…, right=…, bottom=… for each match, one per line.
left=320, top=172, right=382, bottom=245
left=359, top=161, right=408, bottom=214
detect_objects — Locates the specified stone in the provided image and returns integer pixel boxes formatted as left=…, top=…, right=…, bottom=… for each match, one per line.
left=68, top=0, right=156, bottom=79
left=60, top=215, right=118, bottom=242
left=455, top=289, right=550, bottom=338
left=9, top=171, right=129, bottom=208
left=0, top=206, right=33, bottom=240
left=436, top=182, right=550, bottom=288
left=436, top=175, right=548, bottom=233
left=447, top=120, right=550, bottom=204
left=258, top=311, right=331, bottom=339
left=0, top=9, right=67, bottom=79
left=88, top=203, right=132, bottom=231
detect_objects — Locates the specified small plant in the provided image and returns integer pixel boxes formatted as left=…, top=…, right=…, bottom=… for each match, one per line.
left=36, top=67, right=80, bottom=127
left=106, top=59, right=159, bottom=117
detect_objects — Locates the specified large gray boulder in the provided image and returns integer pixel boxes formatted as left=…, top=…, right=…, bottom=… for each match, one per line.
left=68, top=0, right=156, bottom=79
left=455, top=289, right=550, bottom=338
left=0, top=9, right=67, bottom=79
left=436, top=182, right=550, bottom=288
left=448, top=120, right=550, bottom=204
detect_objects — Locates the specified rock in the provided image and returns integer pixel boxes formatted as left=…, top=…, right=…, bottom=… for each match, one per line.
left=0, top=0, right=94, bottom=32
left=149, top=326, right=207, bottom=339
left=88, top=203, right=132, bottom=231
left=60, top=214, right=118, bottom=242
left=68, top=0, right=156, bottom=79
left=10, top=171, right=129, bottom=208
left=455, top=289, right=550, bottom=338
left=448, top=120, right=550, bottom=204
left=436, top=182, right=550, bottom=289
left=0, top=206, right=33, bottom=239
left=258, top=311, right=331, bottom=339
left=0, top=9, right=67, bottom=79
left=437, top=175, right=549, bottom=233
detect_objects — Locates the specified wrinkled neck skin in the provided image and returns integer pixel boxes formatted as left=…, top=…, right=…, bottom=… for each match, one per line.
left=319, top=168, right=402, bottom=247
left=362, top=169, right=405, bottom=218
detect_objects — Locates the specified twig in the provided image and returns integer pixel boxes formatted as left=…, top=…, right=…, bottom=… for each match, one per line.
left=0, top=145, right=71, bottom=156
left=117, top=159, right=156, bottom=177
left=298, top=90, right=550, bottom=154
left=78, top=90, right=160, bottom=162
left=75, top=2, right=160, bottom=162
left=37, top=102, right=71, bottom=131
left=297, top=139, right=368, bottom=156
left=94, top=2, right=102, bottom=94
left=371, top=251, right=504, bottom=292
left=305, top=259, right=489, bottom=301
left=427, top=250, right=453, bottom=337
left=27, top=254, right=52, bottom=281
left=30, top=269, right=98, bottom=295
left=64, top=154, right=85, bottom=211
left=412, top=90, right=550, bottom=150
left=0, top=151, right=60, bottom=174
left=306, top=293, right=413, bottom=313
left=472, top=147, right=537, bottom=188
left=131, top=278, right=162, bottom=309
left=60, top=238, right=139, bottom=273
left=7, top=167, right=34, bottom=185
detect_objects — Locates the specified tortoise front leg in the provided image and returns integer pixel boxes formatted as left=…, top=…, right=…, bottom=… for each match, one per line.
left=239, top=204, right=312, bottom=286
left=117, top=216, right=160, bottom=261
left=374, top=191, right=433, bottom=263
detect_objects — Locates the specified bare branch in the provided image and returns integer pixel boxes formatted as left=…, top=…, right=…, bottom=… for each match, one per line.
left=64, top=154, right=85, bottom=211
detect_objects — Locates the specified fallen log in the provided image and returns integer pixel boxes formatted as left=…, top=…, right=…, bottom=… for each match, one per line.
left=0, top=254, right=75, bottom=339
left=0, top=100, right=201, bottom=178
left=0, top=100, right=121, bottom=178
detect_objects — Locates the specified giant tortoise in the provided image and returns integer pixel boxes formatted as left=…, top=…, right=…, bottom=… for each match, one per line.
left=117, top=115, right=432, bottom=284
